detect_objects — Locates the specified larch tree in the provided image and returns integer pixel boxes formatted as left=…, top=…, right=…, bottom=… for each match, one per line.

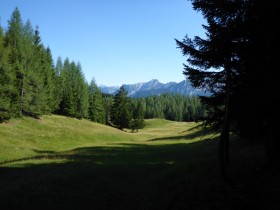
left=5, top=7, right=25, bottom=116
left=0, top=24, right=15, bottom=121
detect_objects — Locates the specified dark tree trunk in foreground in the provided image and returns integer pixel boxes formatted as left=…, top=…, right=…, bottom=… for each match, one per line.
left=219, top=64, right=230, bottom=180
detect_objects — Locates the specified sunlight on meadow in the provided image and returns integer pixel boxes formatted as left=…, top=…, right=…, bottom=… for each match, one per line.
left=0, top=115, right=216, bottom=167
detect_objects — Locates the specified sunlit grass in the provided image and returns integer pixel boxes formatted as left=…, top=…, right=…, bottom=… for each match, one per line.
left=0, top=115, right=272, bottom=210
left=0, top=115, right=133, bottom=162
left=0, top=115, right=215, bottom=165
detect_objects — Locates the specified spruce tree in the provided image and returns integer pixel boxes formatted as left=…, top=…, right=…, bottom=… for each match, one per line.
left=54, top=56, right=63, bottom=109
left=60, top=58, right=75, bottom=116
left=131, top=102, right=145, bottom=132
left=238, top=1, right=279, bottom=160
left=41, top=46, right=58, bottom=114
left=56, top=57, right=68, bottom=115
left=103, top=94, right=113, bottom=125
left=88, top=79, right=105, bottom=124
left=57, top=59, right=88, bottom=118
left=111, top=85, right=132, bottom=130
left=75, top=62, right=88, bottom=119
left=21, top=20, right=43, bottom=117
left=175, top=0, right=250, bottom=179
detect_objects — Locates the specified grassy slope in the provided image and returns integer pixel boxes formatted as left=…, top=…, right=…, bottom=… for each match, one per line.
left=0, top=115, right=278, bottom=210
left=0, top=115, right=135, bottom=162
left=0, top=115, right=212, bottom=163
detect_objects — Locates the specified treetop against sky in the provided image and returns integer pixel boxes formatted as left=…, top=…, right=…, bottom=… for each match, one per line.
left=0, top=0, right=205, bottom=86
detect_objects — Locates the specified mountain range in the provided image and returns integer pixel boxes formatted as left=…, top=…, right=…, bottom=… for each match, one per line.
left=99, top=79, right=209, bottom=98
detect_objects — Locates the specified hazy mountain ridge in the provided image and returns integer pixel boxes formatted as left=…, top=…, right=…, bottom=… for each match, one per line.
left=99, top=79, right=209, bottom=98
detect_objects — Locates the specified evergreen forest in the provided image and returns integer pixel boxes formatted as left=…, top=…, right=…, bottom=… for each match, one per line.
left=0, top=1, right=279, bottom=209
left=0, top=7, right=204, bottom=131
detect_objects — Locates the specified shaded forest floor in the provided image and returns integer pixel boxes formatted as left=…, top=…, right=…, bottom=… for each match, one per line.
left=0, top=116, right=279, bottom=209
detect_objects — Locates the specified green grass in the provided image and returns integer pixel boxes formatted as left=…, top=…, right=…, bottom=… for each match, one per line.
left=0, top=115, right=134, bottom=162
left=0, top=115, right=278, bottom=209
left=0, top=116, right=214, bottom=163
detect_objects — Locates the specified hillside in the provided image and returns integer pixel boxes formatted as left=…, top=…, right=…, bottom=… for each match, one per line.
left=0, top=115, right=204, bottom=163
left=0, top=115, right=131, bottom=162
left=0, top=115, right=278, bottom=210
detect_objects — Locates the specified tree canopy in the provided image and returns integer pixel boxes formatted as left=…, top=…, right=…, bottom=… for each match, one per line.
left=176, top=0, right=279, bottom=175
left=111, top=85, right=132, bottom=130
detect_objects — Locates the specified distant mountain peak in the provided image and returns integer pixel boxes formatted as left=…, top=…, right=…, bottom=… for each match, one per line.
left=148, top=79, right=160, bottom=83
left=99, top=79, right=209, bottom=98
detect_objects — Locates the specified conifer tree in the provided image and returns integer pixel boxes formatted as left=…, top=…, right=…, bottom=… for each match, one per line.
left=75, top=62, right=88, bottom=119
left=57, top=59, right=88, bottom=118
left=111, top=85, right=132, bottom=130
left=237, top=1, right=279, bottom=160
left=55, top=56, right=63, bottom=77
left=1, top=7, right=93, bottom=121
left=56, top=56, right=67, bottom=115
left=5, top=7, right=25, bottom=116
left=21, top=21, right=43, bottom=117
left=0, top=24, right=15, bottom=121
left=88, top=79, right=105, bottom=124
left=131, top=94, right=204, bottom=122
left=52, top=56, right=63, bottom=114
left=60, top=58, right=75, bottom=116
left=176, top=0, right=251, bottom=179
left=103, top=94, right=113, bottom=125
left=41, top=46, right=58, bottom=114
left=131, top=102, right=145, bottom=132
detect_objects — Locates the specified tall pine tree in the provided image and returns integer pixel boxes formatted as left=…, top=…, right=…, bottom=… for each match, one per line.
left=21, top=20, right=43, bottom=117
left=176, top=0, right=250, bottom=179
left=88, top=79, right=105, bottom=124
left=111, top=85, right=132, bottom=130
left=5, top=7, right=25, bottom=116
left=57, top=58, right=88, bottom=118
left=75, top=62, right=88, bottom=119
left=0, top=23, right=15, bottom=121
left=131, top=102, right=144, bottom=132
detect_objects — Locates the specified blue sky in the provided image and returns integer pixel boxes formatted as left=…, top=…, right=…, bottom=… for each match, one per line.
left=0, top=0, right=205, bottom=86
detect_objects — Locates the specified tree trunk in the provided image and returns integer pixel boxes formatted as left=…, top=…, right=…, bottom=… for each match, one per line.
left=219, top=120, right=230, bottom=180
left=219, top=61, right=231, bottom=181
left=266, top=117, right=280, bottom=162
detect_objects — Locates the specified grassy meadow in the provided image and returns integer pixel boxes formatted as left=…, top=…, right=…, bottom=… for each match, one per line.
left=0, top=115, right=278, bottom=209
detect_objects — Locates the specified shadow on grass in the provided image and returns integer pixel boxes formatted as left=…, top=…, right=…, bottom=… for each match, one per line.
left=0, top=140, right=219, bottom=210
left=32, top=149, right=57, bottom=154
left=0, top=138, right=278, bottom=210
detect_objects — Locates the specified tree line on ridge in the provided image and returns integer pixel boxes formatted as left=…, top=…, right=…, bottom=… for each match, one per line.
left=0, top=7, right=205, bottom=131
